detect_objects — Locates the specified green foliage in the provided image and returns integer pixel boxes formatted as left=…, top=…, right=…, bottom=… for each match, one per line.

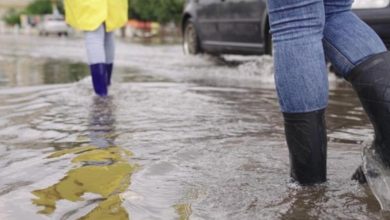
left=25, top=0, right=52, bottom=15
left=25, top=0, right=64, bottom=15
left=2, top=0, right=64, bottom=26
left=156, top=0, right=184, bottom=24
left=3, top=9, right=21, bottom=26
left=129, top=0, right=185, bottom=24
left=57, top=1, right=65, bottom=15
left=129, top=0, right=159, bottom=21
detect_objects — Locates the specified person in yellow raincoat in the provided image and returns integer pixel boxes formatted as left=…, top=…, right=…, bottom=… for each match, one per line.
left=64, top=0, right=128, bottom=96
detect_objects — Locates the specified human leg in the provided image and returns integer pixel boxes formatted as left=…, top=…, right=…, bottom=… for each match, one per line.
left=347, top=52, right=390, bottom=166
left=323, top=0, right=390, bottom=182
left=267, top=0, right=328, bottom=185
left=85, top=24, right=108, bottom=96
left=323, top=0, right=386, bottom=77
left=104, top=30, right=115, bottom=86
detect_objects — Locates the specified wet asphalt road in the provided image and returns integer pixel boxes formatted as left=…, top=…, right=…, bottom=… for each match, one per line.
left=0, top=34, right=386, bottom=220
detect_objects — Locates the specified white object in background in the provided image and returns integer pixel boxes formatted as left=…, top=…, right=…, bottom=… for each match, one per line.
left=39, top=15, right=69, bottom=36
left=352, top=0, right=390, bottom=9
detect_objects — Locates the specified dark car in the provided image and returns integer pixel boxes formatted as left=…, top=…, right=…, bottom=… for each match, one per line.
left=182, top=0, right=390, bottom=55
left=354, top=1, right=390, bottom=48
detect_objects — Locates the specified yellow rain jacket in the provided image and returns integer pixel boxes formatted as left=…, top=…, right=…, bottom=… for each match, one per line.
left=64, top=0, right=128, bottom=32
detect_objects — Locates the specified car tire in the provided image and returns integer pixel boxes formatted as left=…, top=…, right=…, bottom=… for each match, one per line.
left=183, top=19, right=202, bottom=55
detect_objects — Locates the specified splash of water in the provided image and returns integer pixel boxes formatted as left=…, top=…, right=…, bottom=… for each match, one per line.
left=362, top=143, right=390, bottom=210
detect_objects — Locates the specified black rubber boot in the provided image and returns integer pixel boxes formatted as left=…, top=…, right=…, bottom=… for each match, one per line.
left=283, top=109, right=328, bottom=185
left=347, top=51, right=390, bottom=168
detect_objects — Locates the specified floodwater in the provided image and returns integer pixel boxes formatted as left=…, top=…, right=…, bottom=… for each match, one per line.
left=0, top=35, right=386, bottom=219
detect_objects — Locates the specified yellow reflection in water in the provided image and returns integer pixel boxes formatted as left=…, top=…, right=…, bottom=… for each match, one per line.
left=174, top=204, right=192, bottom=220
left=32, top=145, right=136, bottom=220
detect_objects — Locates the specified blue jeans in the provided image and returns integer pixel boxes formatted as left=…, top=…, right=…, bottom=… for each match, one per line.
left=267, top=0, right=387, bottom=113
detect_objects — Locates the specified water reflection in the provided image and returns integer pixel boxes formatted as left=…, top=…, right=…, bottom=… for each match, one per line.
left=280, top=186, right=327, bottom=220
left=0, top=34, right=384, bottom=218
left=31, top=96, right=136, bottom=219
left=174, top=204, right=192, bottom=220
left=0, top=56, right=89, bottom=87
left=42, top=61, right=89, bottom=85
left=88, top=97, right=116, bottom=148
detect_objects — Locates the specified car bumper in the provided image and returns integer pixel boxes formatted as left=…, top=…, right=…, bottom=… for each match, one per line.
left=354, top=7, right=390, bottom=48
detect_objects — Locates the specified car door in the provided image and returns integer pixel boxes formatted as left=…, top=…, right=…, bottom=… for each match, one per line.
left=196, top=0, right=222, bottom=43
left=217, top=0, right=267, bottom=51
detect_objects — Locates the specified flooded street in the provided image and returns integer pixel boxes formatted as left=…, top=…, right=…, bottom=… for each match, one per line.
left=0, top=35, right=386, bottom=219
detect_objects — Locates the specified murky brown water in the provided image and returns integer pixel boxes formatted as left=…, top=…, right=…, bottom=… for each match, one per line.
left=0, top=35, right=387, bottom=220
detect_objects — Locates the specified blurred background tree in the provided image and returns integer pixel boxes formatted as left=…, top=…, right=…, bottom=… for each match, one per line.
left=3, top=9, right=22, bottom=26
left=129, top=0, right=184, bottom=24
left=157, top=0, right=185, bottom=24
left=3, top=0, right=64, bottom=26
left=25, top=0, right=53, bottom=15
left=25, top=0, right=64, bottom=15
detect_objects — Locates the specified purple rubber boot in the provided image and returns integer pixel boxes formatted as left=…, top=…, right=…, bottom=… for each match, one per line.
left=90, top=63, right=108, bottom=96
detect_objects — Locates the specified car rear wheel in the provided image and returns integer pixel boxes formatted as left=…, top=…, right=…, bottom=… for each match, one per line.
left=183, top=20, right=201, bottom=55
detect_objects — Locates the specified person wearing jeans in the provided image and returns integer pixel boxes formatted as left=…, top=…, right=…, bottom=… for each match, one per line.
left=267, top=0, right=390, bottom=185
left=64, top=0, right=128, bottom=96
